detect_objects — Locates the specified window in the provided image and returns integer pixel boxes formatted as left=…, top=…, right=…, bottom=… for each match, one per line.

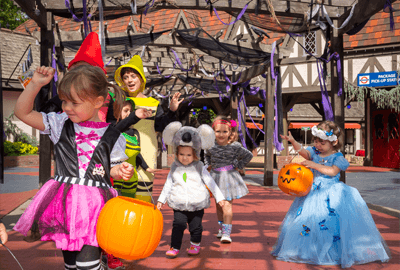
left=303, top=31, right=317, bottom=55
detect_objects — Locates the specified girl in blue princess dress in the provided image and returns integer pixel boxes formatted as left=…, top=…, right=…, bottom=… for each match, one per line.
left=271, top=120, right=391, bottom=268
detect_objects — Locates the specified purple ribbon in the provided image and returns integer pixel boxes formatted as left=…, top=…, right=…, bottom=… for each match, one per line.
left=144, top=0, right=155, bottom=15
left=270, top=42, right=284, bottom=152
left=52, top=45, right=58, bottom=98
left=156, top=62, right=175, bottom=78
left=222, top=67, right=242, bottom=85
left=316, top=60, right=334, bottom=121
left=65, top=0, right=92, bottom=37
left=213, top=78, right=229, bottom=102
left=237, top=93, right=260, bottom=148
left=207, top=0, right=250, bottom=26
left=162, top=138, right=167, bottom=152
left=384, top=0, right=395, bottom=31
left=105, top=58, right=113, bottom=67
left=170, top=49, right=201, bottom=72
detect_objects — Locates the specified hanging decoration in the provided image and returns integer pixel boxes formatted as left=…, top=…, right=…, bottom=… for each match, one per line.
left=271, top=41, right=284, bottom=151
left=65, top=0, right=92, bottom=37
left=205, top=0, right=252, bottom=26
left=384, top=0, right=395, bottom=31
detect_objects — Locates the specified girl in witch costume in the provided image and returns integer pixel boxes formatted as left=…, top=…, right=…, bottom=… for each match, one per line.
left=114, top=55, right=184, bottom=203
left=271, top=120, right=391, bottom=268
left=13, top=65, right=150, bottom=270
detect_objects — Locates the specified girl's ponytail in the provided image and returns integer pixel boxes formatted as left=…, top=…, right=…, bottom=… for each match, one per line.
left=109, top=83, right=126, bottom=121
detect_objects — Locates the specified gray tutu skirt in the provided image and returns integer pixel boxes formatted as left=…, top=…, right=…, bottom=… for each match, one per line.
left=210, top=168, right=249, bottom=201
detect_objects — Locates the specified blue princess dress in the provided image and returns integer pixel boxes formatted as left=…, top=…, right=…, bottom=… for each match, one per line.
left=271, top=147, right=391, bottom=268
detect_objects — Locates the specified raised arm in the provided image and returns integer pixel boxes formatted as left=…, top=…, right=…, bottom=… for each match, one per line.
left=14, top=67, right=55, bottom=131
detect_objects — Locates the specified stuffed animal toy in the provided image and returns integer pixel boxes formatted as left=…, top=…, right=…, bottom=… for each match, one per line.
left=162, top=122, right=215, bottom=156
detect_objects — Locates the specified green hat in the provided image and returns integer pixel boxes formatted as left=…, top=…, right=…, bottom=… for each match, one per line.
left=114, top=55, right=146, bottom=94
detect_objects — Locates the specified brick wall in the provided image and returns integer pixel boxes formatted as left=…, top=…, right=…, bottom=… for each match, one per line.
left=4, top=155, right=55, bottom=168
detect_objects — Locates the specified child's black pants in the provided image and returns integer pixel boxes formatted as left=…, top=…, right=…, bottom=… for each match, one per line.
left=171, top=209, right=204, bottom=250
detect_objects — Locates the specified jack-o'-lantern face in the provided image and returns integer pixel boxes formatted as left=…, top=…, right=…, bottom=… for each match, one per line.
left=278, top=163, right=313, bottom=197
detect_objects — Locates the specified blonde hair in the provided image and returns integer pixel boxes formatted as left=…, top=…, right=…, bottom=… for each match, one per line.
left=211, top=116, right=238, bottom=144
left=313, top=120, right=344, bottom=151
left=58, top=65, right=126, bottom=120
left=175, top=145, right=199, bottom=161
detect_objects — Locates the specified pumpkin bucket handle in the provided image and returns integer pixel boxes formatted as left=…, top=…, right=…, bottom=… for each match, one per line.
left=137, top=171, right=156, bottom=210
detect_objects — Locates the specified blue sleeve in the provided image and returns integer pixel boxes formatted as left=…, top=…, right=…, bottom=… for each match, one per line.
left=305, top=146, right=315, bottom=161
left=333, top=153, right=350, bottom=171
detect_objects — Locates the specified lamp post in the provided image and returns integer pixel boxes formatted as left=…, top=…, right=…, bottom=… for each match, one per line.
left=301, top=126, right=311, bottom=147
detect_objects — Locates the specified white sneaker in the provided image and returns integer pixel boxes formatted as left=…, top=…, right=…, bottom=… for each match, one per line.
left=216, top=229, right=223, bottom=238
left=220, top=235, right=232, bottom=243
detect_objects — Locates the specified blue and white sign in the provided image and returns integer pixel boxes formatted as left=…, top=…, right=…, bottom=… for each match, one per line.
left=357, top=71, right=399, bottom=87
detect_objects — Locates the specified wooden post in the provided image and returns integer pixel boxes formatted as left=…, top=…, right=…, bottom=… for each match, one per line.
left=0, top=34, right=4, bottom=184
left=264, top=66, right=274, bottom=186
left=38, top=12, right=54, bottom=187
left=364, top=97, right=373, bottom=166
left=281, top=111, right=289, bottom=156
left=330, top=20, right=346, bottom=183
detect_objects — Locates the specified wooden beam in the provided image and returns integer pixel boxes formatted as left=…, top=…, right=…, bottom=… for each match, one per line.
left=264, top=65, right=274, bottom=186
left=44, top=0, right=348, bottom=19
left=330, top=19, right=346, bottom=183
left=14, top=0, right=47, bottom=28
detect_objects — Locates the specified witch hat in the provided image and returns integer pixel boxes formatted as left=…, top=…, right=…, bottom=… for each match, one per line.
left=68, top=32, right=106, bottom=74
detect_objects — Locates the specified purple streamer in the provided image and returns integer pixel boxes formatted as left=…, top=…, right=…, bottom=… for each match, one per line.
left=316, top=60, right=334, bottom=121
left=241, top=92, right=264, bottom=136
left=105, top=58, right=113, bottom=67
left=65, top=0, right=92, bottom=37
left=270, top=43, right=284, bottom=152
left=238, top=93, right=259, bottom=148
left=222, top=67, right=242, bottom=85
left=144, top=0, right=155, bottom=15
left=208, top=0, right=251, bottom=26
left=52, top=45, right=58, bottom=98
left=213, top=78, right=229, bottom=102
left=162, top=138, right=167, bottom=152
left=156, top=62, right=175, bottom=78
left=170, top=49, right=201, bottom=72
left=384, top=0, right=395, bottom=31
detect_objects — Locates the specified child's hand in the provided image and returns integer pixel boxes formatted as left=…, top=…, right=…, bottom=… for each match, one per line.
left=119, top=162, right=134, bottom=181
left=218, top=200, right=227, bottom=208
left=280, top=131, right=295, bottom=143
left=135, top=108, right=152, bottom=119
left=169, top=92, right=184, bottom=112
left=301, top=160, right=317, bottom=169
left=146, top=168, right=160, bottom=174
left=156, top=202, right=163, bottom=210
left=32, top=66, right=55, bottom=87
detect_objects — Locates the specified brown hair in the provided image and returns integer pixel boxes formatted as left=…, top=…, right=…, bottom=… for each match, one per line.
left=211, top=116, right=238, bottom=144
left=175, top=145, right=199, bottom=161
left=58, top=65, right=126, bottom=120
left=313, top=120, right=344, bottom=151
left=121, top=67, right=144, bottom=82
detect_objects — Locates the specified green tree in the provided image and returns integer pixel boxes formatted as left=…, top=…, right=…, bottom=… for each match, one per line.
left=0, top=0, right=29, bottom=30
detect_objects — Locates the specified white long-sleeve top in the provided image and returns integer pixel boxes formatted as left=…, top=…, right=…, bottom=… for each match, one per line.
left=158, top=160, right=225, bottom=211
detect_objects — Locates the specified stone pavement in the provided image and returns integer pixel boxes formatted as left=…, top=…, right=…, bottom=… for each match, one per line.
left=0, top=165, right=399, bottom=270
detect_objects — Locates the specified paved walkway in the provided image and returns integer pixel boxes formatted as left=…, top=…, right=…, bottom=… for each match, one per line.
left=0, top=165, right=399, bottom=270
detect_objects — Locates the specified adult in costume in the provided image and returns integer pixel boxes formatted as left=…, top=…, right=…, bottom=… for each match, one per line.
left=114, top=55, right=183, bottom=202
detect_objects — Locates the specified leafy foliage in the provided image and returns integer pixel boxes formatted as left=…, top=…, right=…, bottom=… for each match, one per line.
left=3, top=113, right=39, bottom=146
left=0, top=0, right=29, bottom=30
left=344, top=81, right=400, bottom=113
left=190, top=108, right=217, bottom=125
left=4, top=141, right=38, bottom=156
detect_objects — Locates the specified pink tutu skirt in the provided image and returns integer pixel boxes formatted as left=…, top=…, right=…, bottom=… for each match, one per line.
left=14, top=179, right=117, bottom=251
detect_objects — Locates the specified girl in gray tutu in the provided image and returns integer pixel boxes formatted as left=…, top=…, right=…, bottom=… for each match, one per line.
left=205, top=116, right=253, bottom=243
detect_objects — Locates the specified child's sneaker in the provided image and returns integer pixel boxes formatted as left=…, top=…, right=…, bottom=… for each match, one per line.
left=220, top=234, right=232, bottom=243
left=166, top=247, right=180, bottom=258
left=107, top=253, right=125, bottom=269
left=217, top=229, right=223, bottom=238
left=187, top=244, right=200, bottom=255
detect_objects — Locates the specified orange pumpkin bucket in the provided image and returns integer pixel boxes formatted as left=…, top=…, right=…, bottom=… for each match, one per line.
left=278, top=163, right=313, bottom=197
left=97, top=196, right=163, bottom=260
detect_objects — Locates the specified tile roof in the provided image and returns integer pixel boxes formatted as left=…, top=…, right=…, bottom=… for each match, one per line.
left=14, top=9, right=283, bottom=46
left=344, top=2, right=400, bottom=49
